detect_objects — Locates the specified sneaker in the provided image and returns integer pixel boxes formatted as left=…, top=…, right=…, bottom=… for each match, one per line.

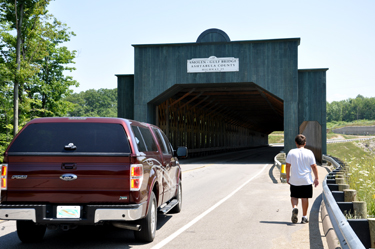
left=291, top=208, right=298, bottom=224
left=301, top=217, right=309, bottom=224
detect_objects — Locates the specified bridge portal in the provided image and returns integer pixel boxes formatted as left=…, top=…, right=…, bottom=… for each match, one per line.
left=117, top=29, right=328, bottom=159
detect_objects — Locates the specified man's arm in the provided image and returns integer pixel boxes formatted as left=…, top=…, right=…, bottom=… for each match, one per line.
left=286, top=163, right=291, bottom=185
left=311, top=164, right=319, bottom=187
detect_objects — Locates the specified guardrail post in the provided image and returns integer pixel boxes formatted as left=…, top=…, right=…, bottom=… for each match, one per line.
left=353, top=201, right=367, bottom=219
left=280, top=163, right=286, bottom=183
left=274, top=152, right=286, bottom=183
left=336, top=178, right=346, bottom=184
left=344, top=189, right=357, bottom=202
left=368, top=218, right=375, bottom=248
left=335, top=172, right=344, bottom=178
left=338, top=184, right=350, bottom=191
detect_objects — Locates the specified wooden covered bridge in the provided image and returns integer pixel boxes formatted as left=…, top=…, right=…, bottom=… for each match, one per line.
left=117, top=29, right=328, bottom=160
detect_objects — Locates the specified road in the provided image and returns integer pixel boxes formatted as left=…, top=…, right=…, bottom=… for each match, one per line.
left=0, top=146, right=328, bottom=249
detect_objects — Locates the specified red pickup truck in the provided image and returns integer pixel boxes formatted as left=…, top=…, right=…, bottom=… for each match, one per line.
left=0, top=117, right=187, bottom=243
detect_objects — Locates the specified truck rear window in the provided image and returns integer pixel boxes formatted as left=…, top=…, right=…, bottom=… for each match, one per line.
left=8, top=123, right=131, bottom=153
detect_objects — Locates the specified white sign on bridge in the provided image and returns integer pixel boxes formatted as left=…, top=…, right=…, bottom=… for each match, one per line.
left=187, top=56, right=239, bottom=73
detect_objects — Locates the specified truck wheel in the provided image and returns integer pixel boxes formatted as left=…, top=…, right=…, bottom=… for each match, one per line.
left=17, top=220, right=46, bottom=243
left=170, top=182, right=182, bottom=213
left=134, top=191, right=157, bottom=242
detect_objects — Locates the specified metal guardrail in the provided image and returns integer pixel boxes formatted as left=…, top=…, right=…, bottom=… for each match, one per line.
left=322, top=155, right=365, bottom=249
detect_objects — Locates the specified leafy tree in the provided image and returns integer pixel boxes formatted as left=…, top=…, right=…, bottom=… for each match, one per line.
left=1, top=0, right=51, bottom=135
left=25, top=18, right=78, bottom=118
left=0, top=0, right=78, bottom=162
left=327, top=95, right=375, bottom=123
left=65, top=88, right=118, bottom=117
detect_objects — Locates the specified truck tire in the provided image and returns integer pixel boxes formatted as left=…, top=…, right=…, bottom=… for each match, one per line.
left=134, top=191, right=157, bottom=242
left=16, top=220, right=46, bottom=243
left=170, top=182, right=182, bottom=213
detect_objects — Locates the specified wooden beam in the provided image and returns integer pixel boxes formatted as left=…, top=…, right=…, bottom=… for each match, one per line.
left=191, top=96, right=210, bottom=109
left=169, top=88, right=196, bottom=107
left=255, top=87, right=283, bottom=121
left=179, top=91, right=204, bottom=109
left=195, top=100, right=214, bottom=112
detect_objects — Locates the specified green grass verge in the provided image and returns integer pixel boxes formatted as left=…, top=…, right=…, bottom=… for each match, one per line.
left=327, top=120, right=375, bottom=130
left=327, top=142, right=372, bottom=160
left=327, top=141, right=375, bottom=217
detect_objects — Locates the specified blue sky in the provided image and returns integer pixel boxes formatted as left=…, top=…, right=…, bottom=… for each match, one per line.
left=48, top=0, right=375, bottom=102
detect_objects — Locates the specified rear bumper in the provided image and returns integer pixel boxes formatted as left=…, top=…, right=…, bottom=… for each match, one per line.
left=0, top=203, right=147, bottom=225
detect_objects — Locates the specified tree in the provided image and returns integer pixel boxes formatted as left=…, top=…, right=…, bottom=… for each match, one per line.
left=327, top=95, right=375, bottom=123
left=1, top=0, right=52, bottom=135
left=25, top=18, right=78, bottom=118
left=0, top=0, right=78, bottom=162
left=65, top=88, right=118, bottom=117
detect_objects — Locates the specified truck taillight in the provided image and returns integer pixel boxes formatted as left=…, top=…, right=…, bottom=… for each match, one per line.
left=1, top=164, right=7, bottom=190
left=130, top=164, right=143, bottom=191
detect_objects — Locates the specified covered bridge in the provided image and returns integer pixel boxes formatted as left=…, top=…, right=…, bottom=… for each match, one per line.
left=117, top=29, right=328, bottom=161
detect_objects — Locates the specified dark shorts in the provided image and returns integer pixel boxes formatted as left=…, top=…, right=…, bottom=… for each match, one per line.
left=290, top=184, right=313, bottom=198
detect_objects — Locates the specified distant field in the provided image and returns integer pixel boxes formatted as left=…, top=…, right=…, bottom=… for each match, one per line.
left=327, top=120, right=375, bottom=130
left=268, top=131, right=284, bottom=143
left=269, top=131, right=371, bottom=144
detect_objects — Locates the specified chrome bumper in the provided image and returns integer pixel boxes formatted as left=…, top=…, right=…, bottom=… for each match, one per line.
left=94, top=202, right=147, bottom=223
left=0, top=208, right=36, bottom=222
left=0, top=202, right=147, bottom=224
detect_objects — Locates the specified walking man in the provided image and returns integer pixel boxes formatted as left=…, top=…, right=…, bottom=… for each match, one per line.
left=286, top=134, right=319, bottom=224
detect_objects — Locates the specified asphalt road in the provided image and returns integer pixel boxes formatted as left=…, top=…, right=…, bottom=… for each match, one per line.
left=0, top=146, right=328, bottom=249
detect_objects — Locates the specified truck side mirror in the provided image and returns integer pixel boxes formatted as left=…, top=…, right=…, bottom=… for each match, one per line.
left=175, top=147, right=188, bottom=159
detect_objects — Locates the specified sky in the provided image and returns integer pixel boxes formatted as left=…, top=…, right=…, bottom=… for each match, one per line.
left=48, top=0, right=375, bottom=103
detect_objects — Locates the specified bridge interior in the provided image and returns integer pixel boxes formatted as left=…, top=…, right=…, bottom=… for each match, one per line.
left=155, top=83, right=284, bottom=156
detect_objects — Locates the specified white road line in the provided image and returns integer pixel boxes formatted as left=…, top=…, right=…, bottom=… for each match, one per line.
left=151, top=163, right=270, bottom=249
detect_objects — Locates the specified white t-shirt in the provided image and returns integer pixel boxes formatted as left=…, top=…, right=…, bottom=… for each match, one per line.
left=286, top=147, right=316, bottom=186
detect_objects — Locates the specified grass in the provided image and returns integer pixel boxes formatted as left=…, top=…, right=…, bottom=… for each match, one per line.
left=268, top=131, right=284, bottom=143
left=270, top=132, right=366, bottom=144
left=327, top=142, right=372, bottom=160
left=345, top=156, right=375, bottom=217
left=327, top=140, right=375, bottom=217
left=327, top=120, right=375, bottom=130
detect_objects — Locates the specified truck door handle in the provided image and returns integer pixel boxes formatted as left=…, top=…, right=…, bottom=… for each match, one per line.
left=62, top=163, right=76, bottom=170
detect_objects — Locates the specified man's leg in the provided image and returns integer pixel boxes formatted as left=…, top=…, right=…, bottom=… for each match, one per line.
left=301, top=198, right=309, bottom=216
left=291, top=197, right=298, bottom=208
left=291, top=197, right=299, bottom=223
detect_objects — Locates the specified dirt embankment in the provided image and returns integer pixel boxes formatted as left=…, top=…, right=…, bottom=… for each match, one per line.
left=355, top=139, right=375, bottom=155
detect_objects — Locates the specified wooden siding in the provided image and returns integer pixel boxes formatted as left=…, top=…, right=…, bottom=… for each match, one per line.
left=117, top=74, right=134, bottom=119
left=298, top=69, right=328, bottom=155
left=132, top=39, right=300, bottom=152
left=116, top=32, right=327, bottom=155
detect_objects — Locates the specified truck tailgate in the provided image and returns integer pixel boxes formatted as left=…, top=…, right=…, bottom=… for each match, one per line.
left=5, top=156, right=131, bottom=204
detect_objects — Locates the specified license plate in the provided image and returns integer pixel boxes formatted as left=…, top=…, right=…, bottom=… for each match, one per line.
left=57, top=206, right=80, bottom=218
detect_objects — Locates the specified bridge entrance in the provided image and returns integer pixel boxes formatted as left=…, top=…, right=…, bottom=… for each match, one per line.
left=154, top=83, right=283, bottom=157
left=117, top=29, right=328, bottom=158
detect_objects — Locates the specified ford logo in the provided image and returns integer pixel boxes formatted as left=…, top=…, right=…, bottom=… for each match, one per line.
left=60, top=174, right=77, bottom=181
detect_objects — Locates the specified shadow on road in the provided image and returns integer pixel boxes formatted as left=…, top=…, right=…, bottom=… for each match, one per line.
left=0, top=223, right=149, bottom=249
left=268, top=163, right=279, bottom=184
left=0, top=213, right=175, bottom=249
left=180, top=146, right=283, bottom=166
left=259, top=220, right=297, bottom=226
